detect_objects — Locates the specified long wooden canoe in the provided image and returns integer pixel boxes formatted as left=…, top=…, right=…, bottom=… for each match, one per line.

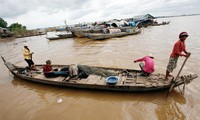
left=46, top=33, right=73, bottom=40
left=1, top=56, right=198, bottom=92
left=87, top=28, right=141, bottom=40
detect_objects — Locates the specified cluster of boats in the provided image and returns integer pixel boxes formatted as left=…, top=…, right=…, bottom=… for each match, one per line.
left=46, top=14, right=170, bottom=41
left=46, top=26, right=141, bottom=41
left=71, top=26, right=141, bottom=40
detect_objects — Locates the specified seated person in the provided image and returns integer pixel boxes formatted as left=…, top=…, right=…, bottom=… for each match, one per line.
left=134, top=53, right=155, bottom=76
left=43, top=60, right=68, bottom=77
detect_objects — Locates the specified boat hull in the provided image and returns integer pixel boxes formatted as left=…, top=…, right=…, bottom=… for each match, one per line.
left=87, top=28, right=141, bottom=40
left=2, top=57, right=198, bottom=92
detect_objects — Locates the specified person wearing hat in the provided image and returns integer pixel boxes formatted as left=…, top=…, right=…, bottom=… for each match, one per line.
left=134, top=53, right=155, bottom=76
left=43, top=60, right=68, bottom=77
left=22, top=42, right=36, bottom=70
left=165, top=32, right=191, bottom=80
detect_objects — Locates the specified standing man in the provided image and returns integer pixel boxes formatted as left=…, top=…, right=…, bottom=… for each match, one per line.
left=165, top=32, right=191, bottom=80
left=22, top=42, right=36, bottom=70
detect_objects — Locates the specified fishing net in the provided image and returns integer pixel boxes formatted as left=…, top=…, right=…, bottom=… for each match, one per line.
left=77, top=65, right=118, bottom=77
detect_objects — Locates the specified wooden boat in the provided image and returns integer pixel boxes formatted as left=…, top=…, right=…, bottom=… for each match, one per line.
left=87, top=28, right=141, bottom=40
left=74, top=31, right=88, bottom=38
left=1, top=56, right=198, bottom=92
left=46, top=36, right=62, bottom=40
left=46, top=33, right=73, bottom=40
left=152, top=21, right=170, bottom=26
left=73, top=28, right=103, bottom=38
left=56, top=33, right=73, bottom=38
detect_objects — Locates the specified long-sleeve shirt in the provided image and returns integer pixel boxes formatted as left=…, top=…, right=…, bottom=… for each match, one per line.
left=22, top=48, right=32, bottom=60
left=170, top=40, right=187, bottom=58
left=135, top=56, right=154, bottom=73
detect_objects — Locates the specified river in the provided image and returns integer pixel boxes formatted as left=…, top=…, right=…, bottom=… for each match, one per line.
left=0, top=15, right=200, bottom=120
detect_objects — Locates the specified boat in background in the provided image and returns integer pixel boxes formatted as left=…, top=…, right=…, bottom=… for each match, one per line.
left=56, top=32, right=73, bottom=38
left=152, top=21, right=170, bottom=26
left=87, top=27, right=141, bottom=40
left=46, top=32, right=73, bottom=40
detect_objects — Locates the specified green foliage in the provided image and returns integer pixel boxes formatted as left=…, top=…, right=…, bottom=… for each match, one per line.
left=8, top=23, right=27, bottom=34
left=0, top=18, right=7, bottom=28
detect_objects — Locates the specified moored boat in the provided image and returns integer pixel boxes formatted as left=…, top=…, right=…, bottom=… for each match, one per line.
left=46, top=34, right=73, bottom=40
left=87, top=28, right=141, bottom=40
left=46, top=36, right=62, bottom=40
left=72, top=28, right=103, bottom=38
left=46, top=32, right=73, bottom=40
left=74, top=31, right=88, bottom=38
left=1, top=56, right=198, bottom=92
left=152, top=21, right=170, bottom=26
left=56, top=33, right=73, bottom=38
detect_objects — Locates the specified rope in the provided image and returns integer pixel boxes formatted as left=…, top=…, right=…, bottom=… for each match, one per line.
left=9, top=71, right=13, bottom=76
left=177, top=75, right=190, bottom=95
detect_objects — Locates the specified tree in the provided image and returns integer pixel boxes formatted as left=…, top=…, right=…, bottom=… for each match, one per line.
left=0, top=18, right=7, bottom=28
left=8, top=23, right=27, bottom=34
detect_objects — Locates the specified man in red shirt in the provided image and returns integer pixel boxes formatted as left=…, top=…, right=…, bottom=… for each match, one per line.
left=165, top=32, right=191, bottom=80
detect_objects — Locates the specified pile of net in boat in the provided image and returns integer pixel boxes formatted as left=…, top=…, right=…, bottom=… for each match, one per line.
left=65, top=64, right=118, bottom=78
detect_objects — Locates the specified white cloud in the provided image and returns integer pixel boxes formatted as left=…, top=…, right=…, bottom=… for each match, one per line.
left=1, top=0, right=199, bottom=29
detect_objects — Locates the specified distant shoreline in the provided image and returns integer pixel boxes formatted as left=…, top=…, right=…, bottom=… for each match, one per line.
left=155, top=14, right=200, bottom=18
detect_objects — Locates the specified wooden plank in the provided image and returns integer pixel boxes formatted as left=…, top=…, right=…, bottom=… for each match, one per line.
left=121, top=76, right=127, bottom=85
left=85, top=75, right=101, bottom=84
left=116, top=74, right=122, bottom=85
left=95, top=77, right=106, bottom=85
left=76, top=79, right=88, bottom=84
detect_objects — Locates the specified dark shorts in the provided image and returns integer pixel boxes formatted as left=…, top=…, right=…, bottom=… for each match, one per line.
left=167, top=57, right=178, bottom=73
left=25, top=59, right=34, bottom=67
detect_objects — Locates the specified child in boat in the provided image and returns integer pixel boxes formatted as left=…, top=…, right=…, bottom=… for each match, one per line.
left=134, top=53, right=155, bottom=76
left=43, top=60, right=68, bottom=77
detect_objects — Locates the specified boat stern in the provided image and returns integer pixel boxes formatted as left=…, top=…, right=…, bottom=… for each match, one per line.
left=176, top=74, right=198, bottom=85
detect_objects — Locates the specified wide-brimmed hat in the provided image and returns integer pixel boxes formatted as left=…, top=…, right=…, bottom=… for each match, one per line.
left=24, top=43, right=28, bottom=46
left=148, top=53, right=154, bottom=58
left=46, top=60, right=52, bottom=64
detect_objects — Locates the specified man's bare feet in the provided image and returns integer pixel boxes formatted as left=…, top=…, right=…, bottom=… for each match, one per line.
left=164, top=78, right=169, bottom=81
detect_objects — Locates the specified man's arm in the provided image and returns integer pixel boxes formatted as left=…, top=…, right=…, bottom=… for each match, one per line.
left=134, top=57, right=145, bottom=63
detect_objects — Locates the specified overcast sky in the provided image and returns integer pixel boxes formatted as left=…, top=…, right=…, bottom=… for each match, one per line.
left=1, top=0, right=199, bottom=29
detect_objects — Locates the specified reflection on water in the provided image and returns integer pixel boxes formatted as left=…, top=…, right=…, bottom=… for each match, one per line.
left=0, top=15, right=200, bottom=119
left=10, top=77, right=186, bottom=120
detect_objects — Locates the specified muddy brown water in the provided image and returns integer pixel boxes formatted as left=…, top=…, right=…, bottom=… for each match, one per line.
left=0, top=15, right=200, bottom=120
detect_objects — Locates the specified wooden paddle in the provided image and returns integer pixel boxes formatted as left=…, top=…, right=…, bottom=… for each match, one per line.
left=166, top=53, right=190, bottom=98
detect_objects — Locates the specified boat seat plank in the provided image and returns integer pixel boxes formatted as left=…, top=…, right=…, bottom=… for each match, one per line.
left=116, top=74, right=123, bottom=85
left=76, top=79, right=88, bottom=84
left=121, top=76, right=127, bottom=85
left=95, top=77, right=106, bottom=85
left=85, top=75, right=102, bottom=84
